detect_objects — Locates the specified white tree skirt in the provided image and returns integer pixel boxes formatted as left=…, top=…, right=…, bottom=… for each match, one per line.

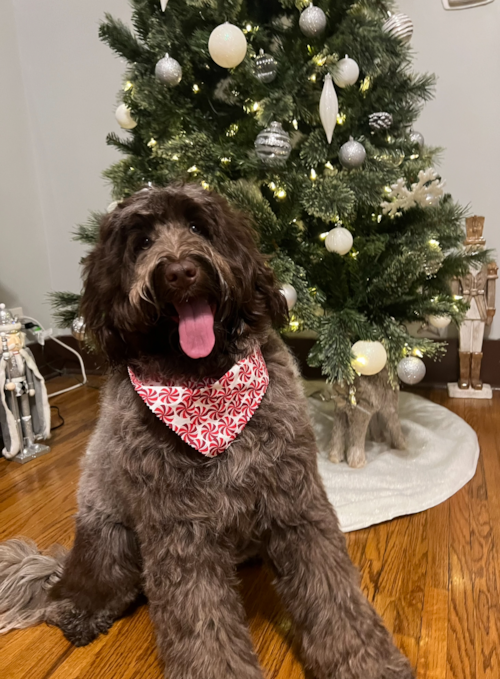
left=310, top=392, right=479, bottom=533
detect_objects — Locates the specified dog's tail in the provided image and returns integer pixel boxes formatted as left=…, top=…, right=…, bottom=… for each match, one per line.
left=0, top=539, right=67, bottom=633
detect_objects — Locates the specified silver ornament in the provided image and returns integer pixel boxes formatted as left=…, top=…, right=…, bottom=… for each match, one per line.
left=254, top=50, right=278, bottom=84
left=71, top=316, right=86, bottom=342
left=155, top=53, right=182, bottom=86
left=299, top=3, right=327, bottom=38
left=369, top=112, right=393, bottom=131
left=339, top=138, right=366, bottom=169
left=397, top=356, right=426, bottom=385
left=410, top=130, right=425, bottom=148
left=382, top=13, right=414, bottom=44
left=255, top=122, right=292, bottom=166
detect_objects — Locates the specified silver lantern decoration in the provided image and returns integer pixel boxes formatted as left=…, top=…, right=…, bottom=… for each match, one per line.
left=382, top=13, right=414, bottom=44
left=299, top=3, right=327, bottom=38
left=255, top=122, right=292, bottom=167
left=397, top=356, right=426, bottom=385
left=254, top=50, right=278, bottom=84
left=339, top=138, right=366, bottom=169
left=71, top=316, right=86, bottom=342
left=369, top=112, right=393, bottom=131
left=155, top=53, right=183, bottom=86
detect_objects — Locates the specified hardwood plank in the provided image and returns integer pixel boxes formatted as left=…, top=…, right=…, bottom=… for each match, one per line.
left=447, top=486, right=476, bottom=679
left=1, top=377, right=500, bottom=679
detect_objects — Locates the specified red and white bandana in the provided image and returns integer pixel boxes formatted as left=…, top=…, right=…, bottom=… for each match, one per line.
left=129, top=349, right=269, bottom=457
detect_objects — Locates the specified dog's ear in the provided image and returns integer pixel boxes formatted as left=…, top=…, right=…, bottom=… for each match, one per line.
left=249, top=256, right=289, bottom=331
left=209, top=195, right=288, bottom=333
left=79, top=213, right=129, bottom=363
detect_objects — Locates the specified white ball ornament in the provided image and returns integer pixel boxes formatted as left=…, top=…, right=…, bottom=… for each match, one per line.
left=280, top=284, right=298, bottom=311
left=325, top=226, right=353, bottom=256
left=115, top=103, right=137, bottom=130
left=351, top=341, right=388, bottom=376
left=299, top=4, right=327, bottom=38
left=398, top=356, right=426, bottom=385
left=428, top=315, right=452, bottom=329
left=333, top=56, right=360, bottom=88
left=208, top=23, right=248, bottom=69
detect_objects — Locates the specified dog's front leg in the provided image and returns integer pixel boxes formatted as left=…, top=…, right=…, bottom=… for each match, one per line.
left=48, top=509, right=142, bottom=646
left=263, top=485, right=413, bottom=679
left=140, top=524, right=265, bottom=679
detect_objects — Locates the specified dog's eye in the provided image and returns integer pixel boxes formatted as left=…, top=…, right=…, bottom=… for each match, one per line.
left=140, top=237, right=152, bottom=250
left=190, top=224, right=202, bottom=235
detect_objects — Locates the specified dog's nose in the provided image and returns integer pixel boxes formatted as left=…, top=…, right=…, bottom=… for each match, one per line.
left=165, top=260, right=198, bottom=289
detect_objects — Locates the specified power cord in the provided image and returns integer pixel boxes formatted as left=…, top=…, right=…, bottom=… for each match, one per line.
left=50, top=405, right=65, bottom=431
left=21, top=315, right=88, bottom=398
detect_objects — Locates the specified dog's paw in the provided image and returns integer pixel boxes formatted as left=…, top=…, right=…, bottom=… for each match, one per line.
left=53, top=606, right=115, bottom=647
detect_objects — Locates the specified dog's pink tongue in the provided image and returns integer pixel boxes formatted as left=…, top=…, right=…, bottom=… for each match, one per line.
left=174, top=299, right=215, bottom=359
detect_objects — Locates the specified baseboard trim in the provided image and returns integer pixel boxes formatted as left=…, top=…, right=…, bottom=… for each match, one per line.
left=29, top=334, right=500, bottom=389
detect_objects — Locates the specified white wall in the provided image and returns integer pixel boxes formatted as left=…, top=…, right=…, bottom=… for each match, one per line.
left=1, top=1, right=499, bottom=336
left=0, top=0, right=129, bottom=329
left=398, top=0, right=500, bottom=338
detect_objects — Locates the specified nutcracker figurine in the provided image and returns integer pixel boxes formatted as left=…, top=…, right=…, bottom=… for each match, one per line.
left=448, top=217, right=498, bottom=399
left=0, top=304, right=51, bottom=462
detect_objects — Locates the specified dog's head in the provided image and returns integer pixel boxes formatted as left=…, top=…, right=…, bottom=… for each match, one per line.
left=80, top=184, right=287, bottom=371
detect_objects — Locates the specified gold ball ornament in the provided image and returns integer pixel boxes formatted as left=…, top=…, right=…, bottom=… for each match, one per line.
left=351, top=341, right=388, bottom=376
left=208, top=23, right=248, bottom=69
left=325, top=226, right=353, bottom=256
left=115, top=104, right=137, bottom=130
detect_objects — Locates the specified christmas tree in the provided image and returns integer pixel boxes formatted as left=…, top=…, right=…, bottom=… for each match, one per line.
left=52, top=0, right=486, bottom=385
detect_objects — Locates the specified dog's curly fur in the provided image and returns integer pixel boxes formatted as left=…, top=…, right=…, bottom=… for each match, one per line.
left=0, top=185, right=413, bottom=679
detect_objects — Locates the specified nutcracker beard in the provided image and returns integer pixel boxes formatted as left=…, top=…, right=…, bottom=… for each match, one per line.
left=0, top=185, right=413, bottom=679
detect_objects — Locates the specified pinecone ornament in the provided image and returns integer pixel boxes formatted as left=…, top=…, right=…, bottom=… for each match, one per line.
left=369, top=112, right=393, bottom=131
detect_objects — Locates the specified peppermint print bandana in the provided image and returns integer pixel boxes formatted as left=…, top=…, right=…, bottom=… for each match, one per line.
left=129, top=349, right=269, bottom=457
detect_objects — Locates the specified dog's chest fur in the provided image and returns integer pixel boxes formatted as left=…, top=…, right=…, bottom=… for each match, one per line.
left=79, top=333, right=316, bottom=551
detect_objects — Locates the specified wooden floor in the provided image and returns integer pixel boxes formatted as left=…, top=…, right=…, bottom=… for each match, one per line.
left=0, top=377, right=499, bottom=679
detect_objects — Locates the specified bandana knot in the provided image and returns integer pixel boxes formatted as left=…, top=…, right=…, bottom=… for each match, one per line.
left=129, top=349, right=269, bottom=457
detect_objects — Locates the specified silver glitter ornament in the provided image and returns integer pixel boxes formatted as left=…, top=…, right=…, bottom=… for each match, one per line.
left=382, top=13, right=414, bottom=44
left=339, top=137, right=366, bottom=169
left=255, top=122, right=292, bottom=167
left=369, top=112, right=393, bottom=131
left=299, top=3, right=327, bottom=39
left=71, top=316, right=86, bottom=342
left=397, top=356, right=426, bottom=385
left=254, top=50, right=278, bottom=84
left=155, top=53, right=182, bottom=86
left=410, top=130, right=425, bottom=148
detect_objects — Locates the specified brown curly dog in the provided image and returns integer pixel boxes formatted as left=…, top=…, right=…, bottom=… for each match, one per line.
left=0, top=185, right=413, bottom=679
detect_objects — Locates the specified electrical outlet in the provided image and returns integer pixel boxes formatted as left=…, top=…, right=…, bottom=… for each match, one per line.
left=9, top=307, right=23, bottom=319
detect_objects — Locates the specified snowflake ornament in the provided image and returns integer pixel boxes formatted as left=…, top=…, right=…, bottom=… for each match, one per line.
left=381, top=168, right=445, bottom=217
